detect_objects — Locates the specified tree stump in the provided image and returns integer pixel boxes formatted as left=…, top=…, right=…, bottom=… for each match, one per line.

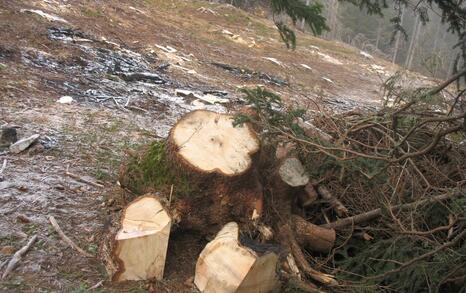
left=113, top=195, right=171, bottom=282
left=194, top=222, right=278, bottom=293
left=165, top=110, right=263, bottom=230
left=167, top=110, right=260, bottom=177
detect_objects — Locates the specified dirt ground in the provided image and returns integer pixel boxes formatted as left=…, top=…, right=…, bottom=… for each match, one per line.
left=0, top=0, right=434, bottom=292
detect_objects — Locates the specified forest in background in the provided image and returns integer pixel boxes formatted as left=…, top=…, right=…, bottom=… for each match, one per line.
left=220, top=0, right=461, bottom=79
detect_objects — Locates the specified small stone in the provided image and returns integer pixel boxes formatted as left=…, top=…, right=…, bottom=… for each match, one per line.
left=0, top=245, right=15, bottom=255
left=1, top=127, right=18, bottom=146
left=57, top=96, right=74, bottom=104
left=9, top=134, right=40, bottom=154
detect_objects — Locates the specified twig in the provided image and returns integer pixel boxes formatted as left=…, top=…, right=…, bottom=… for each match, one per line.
left=168, top=184, right=174, bottom=207
left=89, top=280, right=104, bottom=290
left=1, top=234, right=38, bottom=279
left=399, top=220, right=459, bottom=236
left=112, top=97, right=129, bottom=112
left=321, top=189, right=464, bottom=230
left=124, top=96, right=131, bottom=107
left=48, top=216, right=93, bottom=257
left=0, top=159, right=6, bottom=181
left=65, top=165, right=103, bottom=188
left=364, top=228, right=466, bottom=280
left=0, top=159, right=7, bottom=174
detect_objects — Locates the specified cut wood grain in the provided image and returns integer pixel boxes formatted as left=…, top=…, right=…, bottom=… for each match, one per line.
left=195, top=222, right=278, bottom=293
left=168, top=110, right=259, bottom=176
left=113, top=195, right=171, bottom=282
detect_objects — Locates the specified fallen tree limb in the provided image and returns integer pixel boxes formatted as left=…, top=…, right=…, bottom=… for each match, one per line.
left=291, top=215, right=335, bottom=253
left=279, top=224, right=337, bottom=286
left=317, top=186, right=348, bottom=217
left=321, top=189, right=465, bottom=230
left=1, top=234, right=37, bottom=279
left=48, top=216, right=93, bottom=257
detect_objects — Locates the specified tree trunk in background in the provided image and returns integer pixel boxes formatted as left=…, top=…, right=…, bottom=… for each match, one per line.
left=392, top=6, right=405, bottom=64
left=375, top=19, right=383, bottom=50
left=406, top=14, right=421, bottom=70
left=299, top=0, right=311, bottom=31
left=327, top=0, right=339, bottom=39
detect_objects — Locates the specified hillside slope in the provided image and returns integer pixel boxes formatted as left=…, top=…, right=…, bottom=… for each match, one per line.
left=0, top=0, right=433, bottom=291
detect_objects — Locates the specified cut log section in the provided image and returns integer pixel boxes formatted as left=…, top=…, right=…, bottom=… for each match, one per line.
left=168, top=110, right=260, bottom=176
left=278, top=157, right=309, bottom=187
left=113, top=195, right=171, bottom=282
left=195, top=222, right=278, bottom=293
left=291, top=215, right=336, bottom=253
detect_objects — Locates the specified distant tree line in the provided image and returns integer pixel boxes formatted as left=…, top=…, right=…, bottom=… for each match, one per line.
left=214, top=0, right=466, bottom=78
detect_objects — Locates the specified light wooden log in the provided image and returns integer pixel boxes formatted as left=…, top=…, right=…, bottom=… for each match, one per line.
left=291, top=215, right=336, bottom=253
left=195, top=222, right=278, bottom=293
left=113, top=195, right=171, bottom=282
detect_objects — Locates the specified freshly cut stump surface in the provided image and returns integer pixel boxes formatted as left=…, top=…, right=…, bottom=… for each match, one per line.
left=170, top=110, right=259, bottom=176
left=194, top=222, right=278, bottom=293
left=113, top=196, right=171, bottom=282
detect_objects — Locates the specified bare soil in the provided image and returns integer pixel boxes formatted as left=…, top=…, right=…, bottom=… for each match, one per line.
left=0, top=0, right=433, bottom=291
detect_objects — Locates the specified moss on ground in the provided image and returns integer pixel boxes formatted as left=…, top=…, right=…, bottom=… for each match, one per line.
left=120, top=141, right=193, bottom=197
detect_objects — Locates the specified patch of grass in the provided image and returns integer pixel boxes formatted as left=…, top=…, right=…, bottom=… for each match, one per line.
left=120, top=141, right=193, bottom=197
left=1, top=277, right=29, bottom=290
left=81, top=7, right=103, bottom=18
left=23, top=223, right=39, bottom=234
left=87, top=243, right=98, bottom=255
left=0, top=234, right=16, bottom=246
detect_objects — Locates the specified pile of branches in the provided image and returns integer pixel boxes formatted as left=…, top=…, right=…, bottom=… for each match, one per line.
left=234, top=69, right=466, bottom=292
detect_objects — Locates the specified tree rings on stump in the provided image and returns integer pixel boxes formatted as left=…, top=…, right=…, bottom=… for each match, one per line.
left=168, top=110, right=260, bottom=177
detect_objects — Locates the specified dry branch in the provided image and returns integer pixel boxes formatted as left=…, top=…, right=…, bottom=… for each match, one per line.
left=48, top=216, right=93, bottom=257
left=292, top=215, right=335, bottom=253
left=1, top=234, right=37, bottom=279
left=65, top=166, right=103, bottom=188
left=317, top=186, right=349, bottom=217
left=321, top=189, right=464, bottom=230
left=279, top=224, right=337, bottom=286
